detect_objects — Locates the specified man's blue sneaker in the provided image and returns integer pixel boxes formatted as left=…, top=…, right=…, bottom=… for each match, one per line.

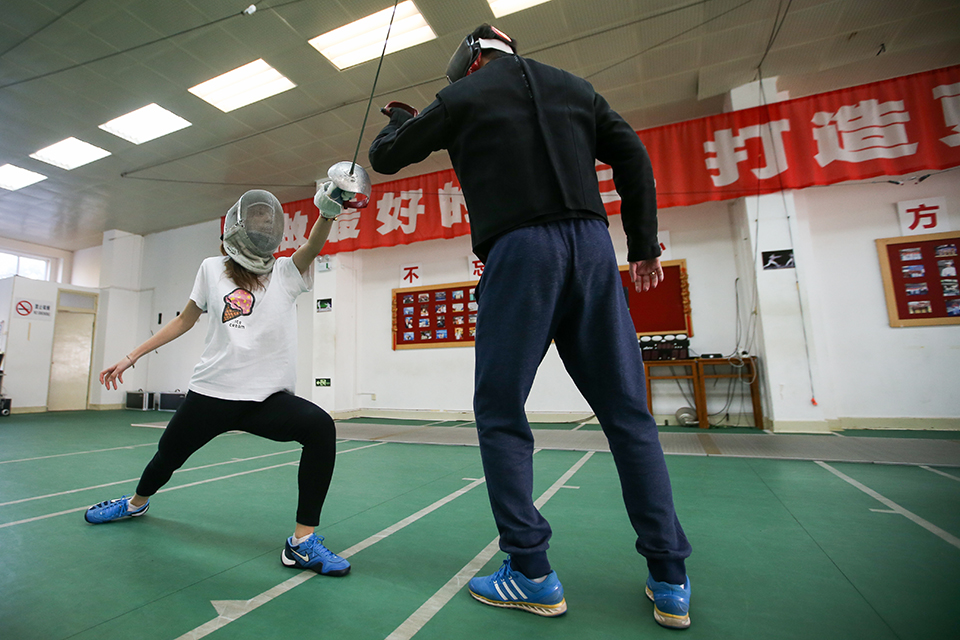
left=84, top=496, right=149, bottom=524
left=645, top=574, right=691, bottom=629
left=468, top=559, right=567, bottom=617
left=281, top=534, right=350, bottom=576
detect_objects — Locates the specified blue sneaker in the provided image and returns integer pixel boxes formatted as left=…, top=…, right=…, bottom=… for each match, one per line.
left=281, top=534, right=350, bottom=576
left=645, top=574, right=691, bottom=629
left=468, top=559, right=567, bottom=617
left=84, top=496, right=149, bottom=524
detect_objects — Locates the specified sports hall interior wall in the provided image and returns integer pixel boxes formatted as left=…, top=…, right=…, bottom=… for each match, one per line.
left=0, top=170, right=950, bottom=430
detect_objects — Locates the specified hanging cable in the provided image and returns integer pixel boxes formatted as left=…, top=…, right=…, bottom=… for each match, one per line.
left=0, top=0, right=92, bottom=60
left=752, top=0, right=819, bottom=407
left=350, top=0, right=401, bottom=175
left=0, top=1, right=324, bottom=90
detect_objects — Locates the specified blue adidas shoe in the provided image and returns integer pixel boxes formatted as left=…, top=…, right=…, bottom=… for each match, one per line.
left=468, top=558, right=567, bottom=617
left=281, top=534, right=350, bottom=576
left=84, top=496, right=149, bottom=524
left=645, top=574, right=691, bottom=629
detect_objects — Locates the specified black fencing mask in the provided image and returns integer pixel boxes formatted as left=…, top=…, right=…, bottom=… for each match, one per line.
left=445, top=26, right=516, bottom=84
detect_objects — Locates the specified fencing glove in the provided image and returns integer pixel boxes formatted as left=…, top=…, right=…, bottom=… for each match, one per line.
left=314, top=181, right=348, bottom=220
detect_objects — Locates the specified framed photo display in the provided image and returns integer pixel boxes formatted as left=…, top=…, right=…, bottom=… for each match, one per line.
left=393, top=281, right=479, bottom=349
left=618, top=259, right=693, bottom=336
left=876, top=230, right=960, bottom=327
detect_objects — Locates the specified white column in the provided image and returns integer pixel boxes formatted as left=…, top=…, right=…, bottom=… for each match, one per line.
left=727, top=79, right=828, bottom=432
left=311, top=253, right=360, bottom=416
left=90, top=230, right=151, bottom=408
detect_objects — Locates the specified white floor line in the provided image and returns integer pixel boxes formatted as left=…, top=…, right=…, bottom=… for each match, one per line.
left=1, top=440, right=353, bottom=507
left=920, top=465, right=960, bottom=482
left=0, top=442, right=384, bottom=529
left=176, top=472, right=487, bottom=640
left=0, top=448, right=302, bottom=507
left=0, top=442, right=159, bottom=465
left=0, top=430, right=255, bottom=465
left=815, top=461, right=960, bottom=550
left=386, top=451, right=595, bottom=640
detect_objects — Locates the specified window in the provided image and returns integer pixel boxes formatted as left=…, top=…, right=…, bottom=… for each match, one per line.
left=0, top=251, right=51, bottom=280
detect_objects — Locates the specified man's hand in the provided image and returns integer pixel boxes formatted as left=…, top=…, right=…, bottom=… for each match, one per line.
left=629, top=258, right=664, bottom=293
left=380, top=101, right=418, bottom=118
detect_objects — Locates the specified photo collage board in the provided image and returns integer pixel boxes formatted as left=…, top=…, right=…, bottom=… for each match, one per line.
left=877, top=231, right=960, bottom=327
left=393, top=280, right=479, bottom=349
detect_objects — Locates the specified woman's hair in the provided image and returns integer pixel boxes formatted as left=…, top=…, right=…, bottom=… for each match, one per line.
left=220, top=244, right=266, bottom=292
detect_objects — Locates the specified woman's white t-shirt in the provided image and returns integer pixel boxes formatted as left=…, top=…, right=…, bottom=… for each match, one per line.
left=188, top=256, right=313, bottom=401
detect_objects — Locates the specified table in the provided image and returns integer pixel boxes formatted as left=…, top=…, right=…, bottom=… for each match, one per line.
left=643, top=356, right=763, bottom=429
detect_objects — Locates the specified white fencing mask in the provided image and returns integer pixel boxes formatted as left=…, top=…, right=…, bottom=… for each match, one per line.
left=222, top=189, right=285, bottom=274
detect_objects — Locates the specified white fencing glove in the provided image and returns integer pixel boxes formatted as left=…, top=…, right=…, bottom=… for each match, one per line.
left=314, top=181, right=349, bottom=219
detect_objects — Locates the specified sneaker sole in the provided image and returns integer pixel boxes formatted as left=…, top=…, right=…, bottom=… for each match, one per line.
left=645, top=586, right=691, bottom=629
left=280, top=549, right=351, bottom=577
left=468, top=589, right=567, bottom=617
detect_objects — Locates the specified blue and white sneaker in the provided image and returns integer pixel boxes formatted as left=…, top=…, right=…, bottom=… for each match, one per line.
left=281, top=534, right=350, bottom=576
left=468, top=558, right=567, bottom=617
left=645, top=574, right=691, bottom=629
left=84, top=496, right=149, bottom=524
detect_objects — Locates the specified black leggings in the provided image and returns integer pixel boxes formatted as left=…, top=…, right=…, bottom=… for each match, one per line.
left=136, top=390, right=337, bottom=527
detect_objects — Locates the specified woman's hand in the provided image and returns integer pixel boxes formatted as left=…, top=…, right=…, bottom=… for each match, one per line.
left=100, top=355, right=134, bottom=390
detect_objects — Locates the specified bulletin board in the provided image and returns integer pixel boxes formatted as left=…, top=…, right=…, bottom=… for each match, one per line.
left=876, top=231, right=960, bottom=327
left=393, top=281, right=479, bottom=349
left=618, top=259, right=693, bottom=337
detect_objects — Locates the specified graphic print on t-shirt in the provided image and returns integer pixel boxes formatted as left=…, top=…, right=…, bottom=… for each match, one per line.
left=222, top=288, right=255, bottom=322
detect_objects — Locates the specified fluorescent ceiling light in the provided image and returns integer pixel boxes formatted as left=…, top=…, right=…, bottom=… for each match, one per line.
left=99, top=103, right=191, bottom=144
left=488, top=0, right=552, bottom=18
left=309, top=1, right=437, bottom=70
left=29, top=137, right=111, bottom=170
left=188, top=59, right=296, bottom=112
left=0, top=164, right=47, bottom=191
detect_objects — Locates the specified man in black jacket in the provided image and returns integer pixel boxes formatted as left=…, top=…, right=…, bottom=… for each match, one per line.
left=369, top=25, right=693, bottom=629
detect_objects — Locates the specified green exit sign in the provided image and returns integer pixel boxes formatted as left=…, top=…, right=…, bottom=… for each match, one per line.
left=315, top=378, right=331, bottom=387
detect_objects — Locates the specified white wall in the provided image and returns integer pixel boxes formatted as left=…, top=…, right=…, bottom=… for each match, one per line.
left=138, top=220, right=220, bottom=395
left=71, top=245, right=101, bottom=288
left=0, top=237, right=73, bottom=283
left=0, top=277, right=13, bottom=370
left=13, top=171, right=955, bottom=427
left=796, top=171, right=960, bottom=426
left=3, top=277, right=100, bottom=411
left=348, top=203, right=742, bottom=419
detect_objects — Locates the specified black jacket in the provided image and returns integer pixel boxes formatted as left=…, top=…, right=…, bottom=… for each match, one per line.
left=369, top=55, right=660, bottom=263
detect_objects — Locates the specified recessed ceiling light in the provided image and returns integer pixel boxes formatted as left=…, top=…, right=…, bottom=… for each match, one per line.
left=188, top=59, right=296, bottom=112
left=487, top=0, right=552, bottom=18
left=99, top=103, right=192, bottom=144
left=309, top=1, right=437, bottom=70
left=0, top=164, right=48, bottom=191
left=29, top=137, right=111, bottom=170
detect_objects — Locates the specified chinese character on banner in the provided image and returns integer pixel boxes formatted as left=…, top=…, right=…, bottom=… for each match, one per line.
left=400, top=263, right=422, bottom=284
left=812, top=99, right=918, bottom=166
left=703, top=120, right=791, bottom=187
left=278, top=209, right=309, bottom=252
left=933, top=81, right=960, bottom=147
left=325, top=210, right=362, bottom=244
left=439, top=182, right=469, bottom=227
left=897, top=197, right=949, bottom=235
left=377, top=190, right=424, bottom=235
left=467, top=256, right=484, bottom=277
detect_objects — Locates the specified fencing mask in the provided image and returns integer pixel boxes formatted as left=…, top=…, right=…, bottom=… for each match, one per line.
left=445, top=25, right=516, bottom=84
left=222, top=189, right=285, bottom=274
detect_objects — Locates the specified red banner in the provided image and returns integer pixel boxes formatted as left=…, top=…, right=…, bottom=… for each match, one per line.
left=279, top=64, right=960, bottom=257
